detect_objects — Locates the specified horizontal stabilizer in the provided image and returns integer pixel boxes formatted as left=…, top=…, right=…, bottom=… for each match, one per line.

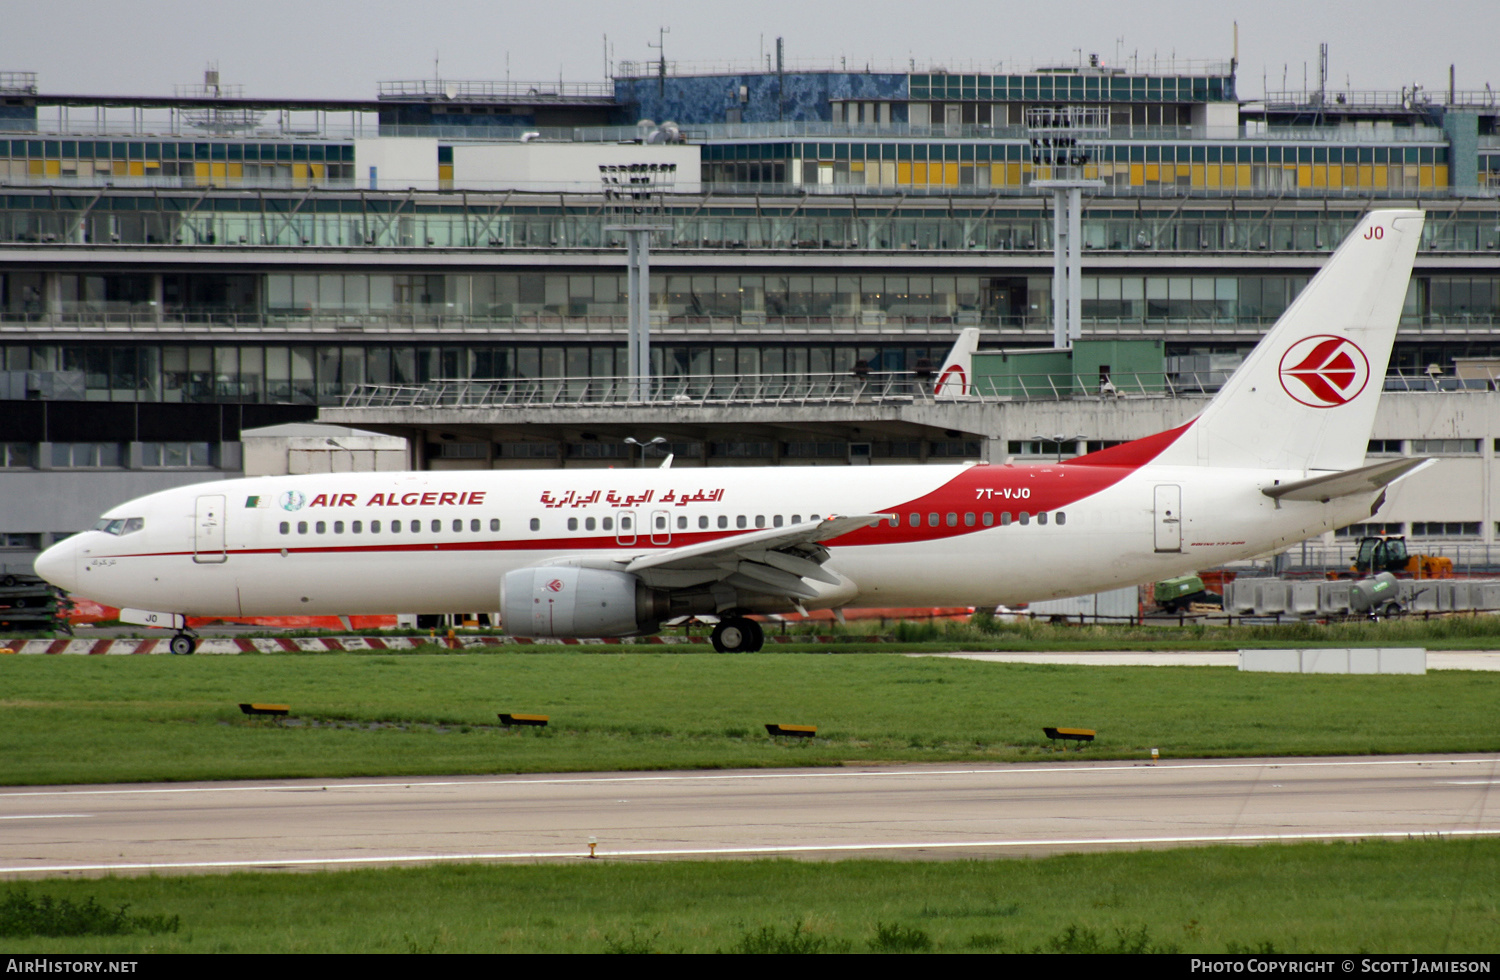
left=1261, top=457, right=1435, bottom=503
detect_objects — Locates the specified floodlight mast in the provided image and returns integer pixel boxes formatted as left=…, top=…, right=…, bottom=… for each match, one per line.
left=1027, top=106, right=1107, bottom=349
left=602, top=162, right=676, bottom=400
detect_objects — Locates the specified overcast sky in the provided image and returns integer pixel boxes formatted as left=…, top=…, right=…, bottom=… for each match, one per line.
left=3, top=0, right=1495, bottom=101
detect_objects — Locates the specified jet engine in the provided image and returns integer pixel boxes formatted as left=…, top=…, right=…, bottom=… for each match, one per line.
left=501, top=566, right=673, bottom=637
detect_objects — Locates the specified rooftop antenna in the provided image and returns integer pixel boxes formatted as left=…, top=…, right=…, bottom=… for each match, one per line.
left=649, top=26, right=669, bottom=98
left=1318, top=43, right=1328, bottom=104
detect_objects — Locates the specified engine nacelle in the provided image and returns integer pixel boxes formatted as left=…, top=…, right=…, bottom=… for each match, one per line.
left=501, top=566, right=669, bottom=637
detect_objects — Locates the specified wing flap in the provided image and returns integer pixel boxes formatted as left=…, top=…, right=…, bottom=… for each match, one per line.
left=621, top=514, right=885, bottom=605
left=623, top=515, right=887, bottom=574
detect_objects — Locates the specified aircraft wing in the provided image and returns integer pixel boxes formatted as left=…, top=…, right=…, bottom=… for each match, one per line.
left=620, top=514, right=888, bottom=600
left=1261, top=457, right=1435, bottom=503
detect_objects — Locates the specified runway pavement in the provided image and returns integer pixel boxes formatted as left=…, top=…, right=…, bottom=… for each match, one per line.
left=2, top=755, right=1497, bottom=877
left=915, top=651, right=1500, bottom=669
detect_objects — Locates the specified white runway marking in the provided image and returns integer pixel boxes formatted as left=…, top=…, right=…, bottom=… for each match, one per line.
left=5, top=827, right=1499, bottom=876
left=2, top=755, right=1492, bottom=800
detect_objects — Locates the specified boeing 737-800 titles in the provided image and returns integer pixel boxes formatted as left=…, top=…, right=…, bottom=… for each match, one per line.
left=37, top=211, right=1431, bottom=653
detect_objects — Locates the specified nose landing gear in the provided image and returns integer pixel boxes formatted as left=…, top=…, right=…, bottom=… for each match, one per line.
left=168, top=631, right=198, bottom=655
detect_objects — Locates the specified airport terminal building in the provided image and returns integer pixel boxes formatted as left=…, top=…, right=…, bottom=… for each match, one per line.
left=2, top=55, right=1499, bottom=575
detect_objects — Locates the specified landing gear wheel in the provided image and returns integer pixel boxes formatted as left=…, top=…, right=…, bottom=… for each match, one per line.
left=168, top=633, right=197, bottom=656
left=711, top=616, right=764, bottom=653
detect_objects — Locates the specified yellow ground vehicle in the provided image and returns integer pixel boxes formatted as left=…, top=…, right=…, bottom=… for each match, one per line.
left=1350, top=536, right=1453, bottom=579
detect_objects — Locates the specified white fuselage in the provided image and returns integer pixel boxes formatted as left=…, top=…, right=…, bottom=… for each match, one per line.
left=41, top=461, right=1368, bottom=619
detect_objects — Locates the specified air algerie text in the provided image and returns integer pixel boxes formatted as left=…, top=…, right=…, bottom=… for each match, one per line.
left=305, top=492, right=488, bottom=507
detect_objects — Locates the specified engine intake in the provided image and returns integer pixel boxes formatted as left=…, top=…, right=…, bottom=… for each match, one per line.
left=501, top=566, right=670, bottom=638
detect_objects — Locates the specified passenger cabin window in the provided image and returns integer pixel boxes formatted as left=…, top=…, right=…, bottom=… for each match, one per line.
left=530, top=518, right=540, bottom=531
left=279, top=522, right=289, bottom=535
left=982, top=512, right=994, bottom=526
left=371, top=520, right=381, bottom=533
left=1056, top=512, right=1067, bottom=525
left=490, top=518, right=500, bottom=531
left=1018, top=512, right=1030, bottom=525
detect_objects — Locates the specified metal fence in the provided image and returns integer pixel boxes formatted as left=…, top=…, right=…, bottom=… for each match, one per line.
left=341, top=367, right=1499, bottom=410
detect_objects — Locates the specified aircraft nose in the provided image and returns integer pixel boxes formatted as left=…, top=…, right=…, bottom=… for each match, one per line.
left=34, top=536, right=79, bottom=593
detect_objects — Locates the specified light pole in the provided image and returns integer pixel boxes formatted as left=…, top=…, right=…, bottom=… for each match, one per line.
left=1030, top=433, right=1087, bottom=463
left=624, top=436, right=667, bottom=467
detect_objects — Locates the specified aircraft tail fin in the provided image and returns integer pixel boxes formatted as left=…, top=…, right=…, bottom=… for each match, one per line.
left=933, top=328, right=982, bottom=396
left=1148, top=209, right=1424, bottom=471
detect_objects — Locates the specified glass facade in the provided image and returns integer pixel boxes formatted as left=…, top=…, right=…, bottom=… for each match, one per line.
left=4, top=193, right=1496, bottom=252
left=701, top=140, right=1449, bottom=193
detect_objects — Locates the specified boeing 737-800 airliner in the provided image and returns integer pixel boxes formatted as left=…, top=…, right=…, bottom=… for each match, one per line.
left=37, top=210, right=1431, bottom=653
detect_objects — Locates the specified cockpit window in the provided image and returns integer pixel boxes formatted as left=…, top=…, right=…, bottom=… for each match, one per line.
left=92, top=517, right=145, bottom=536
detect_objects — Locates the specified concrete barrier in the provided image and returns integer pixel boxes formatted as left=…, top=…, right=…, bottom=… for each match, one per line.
left=1239, top=647, right=1426, bottom=674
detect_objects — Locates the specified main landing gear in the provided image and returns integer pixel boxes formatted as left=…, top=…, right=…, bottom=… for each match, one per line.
left=168, top=631, right=198, bottom=655
left=710, top=616, right=765, bottom=653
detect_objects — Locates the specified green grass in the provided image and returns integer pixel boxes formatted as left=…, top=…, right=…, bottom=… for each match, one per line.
left=782, top=611, right=1500, bottom=650
left=5, top=838, right=1498, bottom=953
left=2, top=652, right=1498, bottom=785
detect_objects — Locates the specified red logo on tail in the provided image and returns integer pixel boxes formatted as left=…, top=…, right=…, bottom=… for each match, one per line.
left=935, top=365, right=968, bottom=395
left=1278, top=336, right=1370, bottom=408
